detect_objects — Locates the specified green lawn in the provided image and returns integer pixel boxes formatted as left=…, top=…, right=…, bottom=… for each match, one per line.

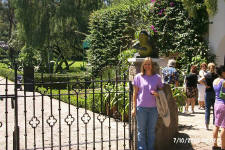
left=61, top=61, right=87, bottom=73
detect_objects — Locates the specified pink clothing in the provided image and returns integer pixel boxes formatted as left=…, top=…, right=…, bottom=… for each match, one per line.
left=214, top=103, right=225, bottom=128
left=213, top=79, right=225, bottom=128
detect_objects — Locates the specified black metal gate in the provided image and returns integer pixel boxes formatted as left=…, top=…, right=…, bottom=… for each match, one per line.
left=0, top=65, right=132, bottom=150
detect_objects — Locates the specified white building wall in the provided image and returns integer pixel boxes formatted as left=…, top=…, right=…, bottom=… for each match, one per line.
left=209, top=0, right=225, bottom=66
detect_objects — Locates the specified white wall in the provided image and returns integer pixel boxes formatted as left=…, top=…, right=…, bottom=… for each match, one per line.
left=209, top=0, right=225, bottom=66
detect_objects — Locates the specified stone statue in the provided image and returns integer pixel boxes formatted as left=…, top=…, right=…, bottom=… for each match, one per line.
left=132, top=30, right=158, bottom=58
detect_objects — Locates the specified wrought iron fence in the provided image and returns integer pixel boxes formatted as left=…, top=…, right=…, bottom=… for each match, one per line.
left=0, top=66, right=132, bottom=150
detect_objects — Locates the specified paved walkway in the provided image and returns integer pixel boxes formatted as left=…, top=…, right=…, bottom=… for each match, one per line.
left=172, top=106, right=221, bottom=150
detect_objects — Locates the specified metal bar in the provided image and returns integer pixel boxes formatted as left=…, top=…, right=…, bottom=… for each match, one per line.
left=123, top=73, right=126, bottom=150
left=76, top=90, right=80, bottom=150
left=24, top=84, right=27, bottom=150
left=84, top=80, right=88, bottom=150
left=28, top=79, right=128, bottom=86
left=14, top=63, right=20, bottom=150
left=129, top=81, right=132, bottom=150
left=108, top=72, right=111, bottom=150
left=58, top=89, right=62, bottom=150
left=92, top=78, right=96, bottom=150
left=0, top=95, right=16, bottom=98
left=67, top=81, right=72, bottom=150
left=33, top=78, right=37, bottom=150
left=50, top=75, right=54, bottom=150
left=0, top=91, right=128, bottom=98
left=100, top=75, right=104, bottom=150
left=41, top=73, right=45, bottom=150
left=5, top=78, right=8, bottom=150
left=116, top=70, right=119, bottom=150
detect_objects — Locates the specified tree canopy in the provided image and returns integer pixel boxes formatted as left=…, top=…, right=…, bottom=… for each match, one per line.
left=9, top=0, right=103, bottom=71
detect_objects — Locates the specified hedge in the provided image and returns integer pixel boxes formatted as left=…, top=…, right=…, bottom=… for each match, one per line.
left=88, top=0, right=149, bottom=75
left=0, top=64, right=91, bottom=89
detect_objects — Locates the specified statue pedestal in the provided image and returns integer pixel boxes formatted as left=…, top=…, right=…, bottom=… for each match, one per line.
left=128, top=57, right=178, bottom=150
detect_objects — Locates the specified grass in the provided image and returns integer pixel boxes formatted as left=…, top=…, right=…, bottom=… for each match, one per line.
left=61, top=61, right=87, bottom=73
left=0, top=62, right=9, bottom=69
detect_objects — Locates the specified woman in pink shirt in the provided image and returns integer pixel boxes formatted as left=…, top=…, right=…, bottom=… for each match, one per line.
left=132, top=57, right=163, bottom=150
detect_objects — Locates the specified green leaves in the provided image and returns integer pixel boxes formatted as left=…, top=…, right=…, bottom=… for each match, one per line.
left=204, top=0, right=217, bottom=16
left=88, top=0, right=148, bottom=75
left=18, top=45, right=41, bottom=67
left=12, top=0, right=102, bottom=70
left=181, top=0, right=218, bottom=17
left=13, top=0, right=50, bottom=48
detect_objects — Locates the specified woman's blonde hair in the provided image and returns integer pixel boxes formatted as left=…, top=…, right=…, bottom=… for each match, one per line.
left=208, top=62, right=216, bottom=73
left=200, top=62, right=207, bottom=69
left=140, top=57, right=154, bottom=75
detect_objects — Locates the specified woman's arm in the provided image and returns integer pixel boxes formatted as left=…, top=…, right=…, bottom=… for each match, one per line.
left=199, top=77, right=210, bottom=88
left=153, top=75, right=163, bottom=97
left=131, top=85, right=139, bottom=116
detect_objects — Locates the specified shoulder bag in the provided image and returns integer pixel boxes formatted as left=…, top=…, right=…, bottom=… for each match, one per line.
left=219, top=81, right=225, bottom=100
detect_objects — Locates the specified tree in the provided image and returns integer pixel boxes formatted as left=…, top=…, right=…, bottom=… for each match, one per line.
left=0, top=0, right=15, bottom=41
left=11, top=0, right=103, bottom=72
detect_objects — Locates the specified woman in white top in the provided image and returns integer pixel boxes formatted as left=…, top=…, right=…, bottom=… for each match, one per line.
left=197, top=62, right=207, bottom=109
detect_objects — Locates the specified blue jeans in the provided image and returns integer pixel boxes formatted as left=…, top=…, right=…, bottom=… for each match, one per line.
left=205, top=91, right=215, bottom=125
left=136, top=107, right=158, bottom=150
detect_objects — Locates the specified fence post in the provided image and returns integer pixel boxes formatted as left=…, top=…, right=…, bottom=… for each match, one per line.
left=129, top=81, right=137, bottom=150
left=13, top=62, right=20, bottom=150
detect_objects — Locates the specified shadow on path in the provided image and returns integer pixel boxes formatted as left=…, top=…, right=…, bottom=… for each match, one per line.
left=171, top=133, right=194, bottom=150
left=178, top=124, right=199, bottom=131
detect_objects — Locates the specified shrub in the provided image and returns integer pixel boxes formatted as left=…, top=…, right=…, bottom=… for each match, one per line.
left=171, top=86, right=186, bottom=112
left=88, top=0, right=149, bottom=75
left=0, top=63, right=91, bottom=89
left=88, top=0, right=215, bottom=75
left=141, top=0, right=215, bottom=71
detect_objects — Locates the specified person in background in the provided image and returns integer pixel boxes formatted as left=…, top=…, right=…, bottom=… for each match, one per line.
left=212, top=65, right=225, bottom=150
left=132, top=57, right=163, bottom=150
left=162, top=59, right=179, bottom=87
left=185, top=65, right=198, bottom=113
left=200, top=63, right=218, bottom=130
left=197, top=62, right=208, bottom=110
